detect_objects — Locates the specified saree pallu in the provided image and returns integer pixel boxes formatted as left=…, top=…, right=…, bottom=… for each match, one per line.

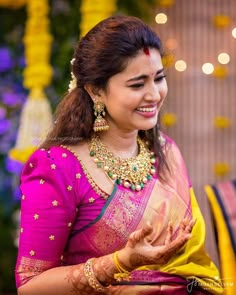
left=63, top=142, right=223, bottom=294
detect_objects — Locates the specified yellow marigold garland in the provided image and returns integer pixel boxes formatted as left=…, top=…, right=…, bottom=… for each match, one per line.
left=80, top=0, right=117, bottom=36
left=23, top=0, right=53, bottom=89
left=9, top=0, right=53, bottom=163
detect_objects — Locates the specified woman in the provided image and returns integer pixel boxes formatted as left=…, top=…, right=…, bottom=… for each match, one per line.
left=15, top=15, right=223, bottom=294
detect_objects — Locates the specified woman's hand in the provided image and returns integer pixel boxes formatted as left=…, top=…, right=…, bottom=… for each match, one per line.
left=118, top=218, right=196, bottom=270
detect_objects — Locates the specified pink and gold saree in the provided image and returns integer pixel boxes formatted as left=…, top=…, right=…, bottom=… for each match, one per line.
left=63, top=140, right=222, bottom=294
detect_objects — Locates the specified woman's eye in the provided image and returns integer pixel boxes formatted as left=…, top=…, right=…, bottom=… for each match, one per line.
left=155, top=75, right=166, bottom=82
left=129, top=83, right=144, bottom=88
left=128, top=75, right=166, bottom=88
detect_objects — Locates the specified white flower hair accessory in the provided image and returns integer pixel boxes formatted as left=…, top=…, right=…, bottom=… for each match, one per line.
left=68, top=58, right=77, bottom=93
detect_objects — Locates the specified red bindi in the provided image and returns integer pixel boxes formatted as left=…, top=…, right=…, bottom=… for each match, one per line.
left=143, top=47, right=150, bottom=56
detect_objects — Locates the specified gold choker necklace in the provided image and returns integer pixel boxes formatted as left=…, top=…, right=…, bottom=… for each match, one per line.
left=89, top=135, right=156, bottom=191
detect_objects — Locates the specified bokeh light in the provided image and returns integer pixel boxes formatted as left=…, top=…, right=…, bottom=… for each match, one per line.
left=165, top=38, right=178, bottom=50
left=175, top=60, right=187, bottom=72
left=232, top=27, right=236, bottom=38
left=202, top=62, right=214, bottom=74
left=218, top=53, right=230, bottom=64
left=155, top=13, right=168, bottom=24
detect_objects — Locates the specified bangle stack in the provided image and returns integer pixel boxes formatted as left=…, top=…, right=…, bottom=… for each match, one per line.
left=84, top=258, right=110, bottom=292
left=113, top=251, right=131, bottom=282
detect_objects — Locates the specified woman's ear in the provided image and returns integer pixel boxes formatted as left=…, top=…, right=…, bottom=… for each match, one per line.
left=84, top=84, right=101, bottom=102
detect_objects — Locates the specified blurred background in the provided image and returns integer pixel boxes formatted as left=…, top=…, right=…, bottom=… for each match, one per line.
left=0, top=0, right=235, bottom=294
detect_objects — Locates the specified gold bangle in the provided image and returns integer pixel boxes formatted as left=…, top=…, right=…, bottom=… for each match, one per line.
left=113, top=251, right=130, bottom=282
left=84, top=258, right=110, bottom=292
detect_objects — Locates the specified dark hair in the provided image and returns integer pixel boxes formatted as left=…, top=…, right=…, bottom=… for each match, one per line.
left=42, top=15, right=168, bottom=176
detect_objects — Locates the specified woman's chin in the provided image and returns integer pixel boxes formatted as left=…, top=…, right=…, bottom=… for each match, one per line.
left=138, top=118, right=158, bottom=131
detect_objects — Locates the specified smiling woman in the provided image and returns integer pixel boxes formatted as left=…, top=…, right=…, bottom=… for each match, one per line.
left=15, top=15, right=223, bottom=295
left=85, top=47, right=167, bottom=134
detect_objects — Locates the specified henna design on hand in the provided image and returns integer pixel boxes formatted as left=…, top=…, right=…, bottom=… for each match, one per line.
left=65, top=254, right=117, bottom=294
left=93, top=254, right=117, bottom=285
left=128, top=223, right=153, bottom=248
left=65, top=264, right=91, bottom=294
left=125, top=218, right=196, bottom=268
left=129, top=253, right=154, bottom=268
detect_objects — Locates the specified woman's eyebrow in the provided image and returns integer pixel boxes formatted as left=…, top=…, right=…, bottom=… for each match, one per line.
left=126, top=68, right=164, bottom=82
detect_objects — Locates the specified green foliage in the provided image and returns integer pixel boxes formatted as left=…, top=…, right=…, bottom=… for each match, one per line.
left=48, top=0, right=82, bottom=105
left=0, top=205, right=18, bottom=294
left=117, top=0, right=157, bottom=21
left=0, top=7, right=26, bottom=44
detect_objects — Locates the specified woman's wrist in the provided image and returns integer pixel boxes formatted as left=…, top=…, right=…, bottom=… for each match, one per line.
left=92, top=254, right=117, bottom=285
left=116, top=248, right=133, bottom=271
left=113, top=251, right=132, bottom=281
left=91, top=250, right=134, bottom=287
left=84, top=258, right=111, bottom=292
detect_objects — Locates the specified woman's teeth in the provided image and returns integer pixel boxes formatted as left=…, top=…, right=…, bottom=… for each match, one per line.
left=136, top=107, right=156, bottom=112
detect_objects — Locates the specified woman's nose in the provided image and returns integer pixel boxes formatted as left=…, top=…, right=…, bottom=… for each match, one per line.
left=144, top=85, right=162, bottom=102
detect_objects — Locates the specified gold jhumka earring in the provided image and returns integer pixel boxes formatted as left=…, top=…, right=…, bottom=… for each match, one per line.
left=93, top=101, right=109, bottom=132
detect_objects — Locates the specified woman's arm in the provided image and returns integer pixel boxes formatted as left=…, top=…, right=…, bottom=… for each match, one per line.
left=18, top=219, right=195, bottom=295
left=18, top=254, right=116, bottom=295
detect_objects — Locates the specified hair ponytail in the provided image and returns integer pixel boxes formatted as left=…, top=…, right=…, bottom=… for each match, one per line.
left=41, top=87, right=94, bottom=149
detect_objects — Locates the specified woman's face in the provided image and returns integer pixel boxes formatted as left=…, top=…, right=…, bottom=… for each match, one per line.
left=100, top=48, right=168, bottom=133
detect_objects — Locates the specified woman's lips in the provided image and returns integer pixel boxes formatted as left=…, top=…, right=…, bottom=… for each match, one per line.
left=136, top=106, right=157, bottom=118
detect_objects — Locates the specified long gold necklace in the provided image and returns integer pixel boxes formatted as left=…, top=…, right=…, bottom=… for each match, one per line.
left=89, top=134, right=156, bottom=191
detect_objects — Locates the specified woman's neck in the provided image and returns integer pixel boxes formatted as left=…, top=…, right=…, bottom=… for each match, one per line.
left=97, top=129, right=139, bottom=159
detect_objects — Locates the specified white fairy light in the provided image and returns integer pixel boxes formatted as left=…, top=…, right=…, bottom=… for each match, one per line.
left=155, top=13, right=168, bottom=24
left=175, top=60, right=187, bottom=72
left=218, top=53, right=230, bottom=64
left=202, top=63, right=214, bottom=75
left=232, top=28, right=236, bottom=38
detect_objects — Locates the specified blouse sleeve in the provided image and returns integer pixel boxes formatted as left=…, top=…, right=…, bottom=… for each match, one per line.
left=15, top=148, right=77, bottom=288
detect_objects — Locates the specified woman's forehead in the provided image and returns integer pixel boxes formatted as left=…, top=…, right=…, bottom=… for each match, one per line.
left=122, top=49, right=162, bottom=74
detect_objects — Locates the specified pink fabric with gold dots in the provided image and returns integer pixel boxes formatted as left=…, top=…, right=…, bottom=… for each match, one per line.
left=15, top=146, right=108, bottom=288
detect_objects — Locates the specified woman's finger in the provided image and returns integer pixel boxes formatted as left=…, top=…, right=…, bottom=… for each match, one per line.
left=183, top=218, right=197, bottom=234
left=166, top=232, right=191, bottom=255
left=128, top=223, right=153, bottom=248
left=164, top=221, right=173, bottom=245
